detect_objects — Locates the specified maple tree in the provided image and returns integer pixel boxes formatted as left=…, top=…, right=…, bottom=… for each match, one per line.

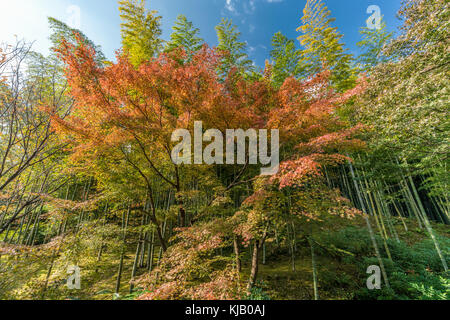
left=230, top=69, right=365, bottom=290
left=48, top=17, right=106, bottom=65
left=48, top=23, right=268, bottom=238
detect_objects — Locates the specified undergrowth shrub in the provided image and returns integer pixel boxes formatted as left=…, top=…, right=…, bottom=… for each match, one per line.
left=318, top=226, right=450, bottom=300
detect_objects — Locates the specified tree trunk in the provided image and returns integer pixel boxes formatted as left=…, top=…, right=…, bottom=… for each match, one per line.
left=247, top=232, right=267, bottom=292
left=348, top=161, right=390, bottom=288
left=233, top=235, right=241, bottom=272
left=147, top=230, right=155, bottom=272
left=115, top=205, right=131, bottom=295
left=247, top=240, right=260, bottom=292
left=407, top=175, right=448, bottom=271
left=309, top=238, right=319, bottom=300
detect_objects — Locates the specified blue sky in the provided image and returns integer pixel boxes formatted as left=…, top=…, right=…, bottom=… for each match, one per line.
left=1, top=0, right=403, bottom=67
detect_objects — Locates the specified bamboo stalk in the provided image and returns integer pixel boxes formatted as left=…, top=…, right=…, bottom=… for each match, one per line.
left=309, top=237, right=319, bottom=300
left=348, top=161, right=390, bottom=288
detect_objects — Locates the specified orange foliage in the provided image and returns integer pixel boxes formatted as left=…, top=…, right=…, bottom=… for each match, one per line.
left=267, top=71, right=366, bottom=189
left=50, top=36, right=262, bottom=168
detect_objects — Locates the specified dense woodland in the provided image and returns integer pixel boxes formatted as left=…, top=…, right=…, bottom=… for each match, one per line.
left=0, top=0, right=448, bottom=300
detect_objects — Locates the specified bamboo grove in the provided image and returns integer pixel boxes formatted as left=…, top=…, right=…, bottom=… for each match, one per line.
left=0, top=0, right=448, bottom=300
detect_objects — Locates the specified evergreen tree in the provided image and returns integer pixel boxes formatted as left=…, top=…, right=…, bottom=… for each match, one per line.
left=166, top=14, right=204, bottom=60
left=118, top=0, right=162, bottom=67
left=297, top=0, right=356, bottom=91
left=215, top=18, right=254, bottom=78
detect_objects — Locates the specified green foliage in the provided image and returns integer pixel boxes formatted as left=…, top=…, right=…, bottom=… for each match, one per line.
left=244, top=283, right=271, bottom=300
left=215, top=18, right=254, bottom=78
left=355, top=0, right=449, bottom=198
left=356, top=18, right=393, bottom=73
left=320, top=227, right=376, bottom=257
left=119, top=0, right=162, bottom=66
left=321, top=226, right=450, bottom=300
left=409, top=275, right=449, bottom=300
left=270, top=32, right=304, bottom=87
left=166, top=14, right=204, bottom=60
left=297, top=0, right=356, bottom=91
left=120, top=288, right=149, bottom=300
left=48, top=17, right=106, bottom=65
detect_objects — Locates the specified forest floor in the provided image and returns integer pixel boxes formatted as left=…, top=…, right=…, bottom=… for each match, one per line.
left=239, top=217, right=450, bottom=300
left=110, top=216, right=448, bottom=300
left=2, top=216, right=448, bottom=300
